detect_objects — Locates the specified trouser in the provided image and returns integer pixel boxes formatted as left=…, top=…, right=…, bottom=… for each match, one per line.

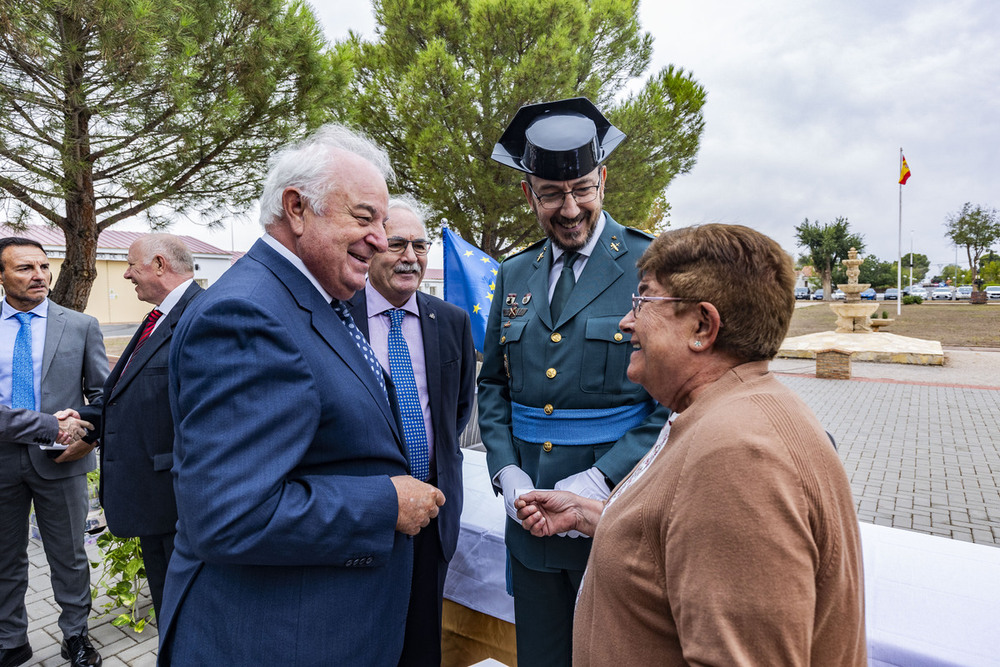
left=398, top=516, right=448, bottom=667
left=509, top=552, right=584, bottom=667
left=0, top=447, right=91, bottom=646
left=139, top=531, right=176, bottom=621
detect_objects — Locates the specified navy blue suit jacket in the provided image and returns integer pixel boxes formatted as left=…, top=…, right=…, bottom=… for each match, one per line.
left=158, top=240, right=412, bottom=666
left=80, top=281, right=202, bottom=537
left=347, top=289, right=476, bottom=561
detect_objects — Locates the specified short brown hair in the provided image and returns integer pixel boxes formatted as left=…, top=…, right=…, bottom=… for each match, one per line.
left=636, top=224, right=795, bottom=361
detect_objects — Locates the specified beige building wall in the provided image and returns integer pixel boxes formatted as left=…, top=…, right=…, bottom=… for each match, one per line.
left=49, top=258, right=149, bottom=324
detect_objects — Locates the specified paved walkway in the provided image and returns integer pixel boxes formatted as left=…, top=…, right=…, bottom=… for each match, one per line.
left=20, top=349, right=1000, bottom=665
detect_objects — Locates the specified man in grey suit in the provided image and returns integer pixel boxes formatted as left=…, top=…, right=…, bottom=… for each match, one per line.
left=0, top=237, right=108, bottom=667
left=79, top=234, right=202, bottom=620
left=0, top=405, right=91, bottom=448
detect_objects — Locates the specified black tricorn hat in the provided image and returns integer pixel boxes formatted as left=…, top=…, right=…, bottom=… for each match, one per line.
left=491, top=97, right=626, bottom=181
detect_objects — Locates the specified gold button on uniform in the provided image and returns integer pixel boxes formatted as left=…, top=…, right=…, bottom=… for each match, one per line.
left=614, top=332, right=623, bottom=342
left=546, top=368, right=557, bottom=379
left=542, top=441, right=553, bottom=452
left=500, top=335, right=506, bottom=344
left=550, top=332, right=562, bottom=343
left=543, top=404, right=554, bottom=415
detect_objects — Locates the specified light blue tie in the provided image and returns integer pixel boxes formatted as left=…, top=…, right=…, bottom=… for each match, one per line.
left=331, top=301, right=388, bottom=401
left=387, top=309, right=429, bottom=481
left=12, top=312, right=35, bottom=409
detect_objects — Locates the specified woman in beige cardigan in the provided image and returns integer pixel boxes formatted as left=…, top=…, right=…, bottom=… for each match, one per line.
left=516, top=224, right=866, bottom=666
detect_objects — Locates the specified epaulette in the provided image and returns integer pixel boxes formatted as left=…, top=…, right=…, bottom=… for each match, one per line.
left=501, top=237, right=547, bottom=264
left=623, top=226, right=657, bottom=240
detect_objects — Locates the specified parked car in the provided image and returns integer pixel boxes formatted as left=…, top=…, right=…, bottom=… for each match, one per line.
left=931, top=287, right=953, bottom=300
left=795, top=286, right=810, bottom=300
left=832, top=289, right=846, bottom=300
left=985, top=286, right=1000, bottom=300
left=812, top=289, right=824, bottom=300
left=860, top=288, right=876, bottom=300
left=910, top=286, right=927, bottom=299
left=954, top=285, right=973, bottom=300
left=884, top=288, right=899, bottom=300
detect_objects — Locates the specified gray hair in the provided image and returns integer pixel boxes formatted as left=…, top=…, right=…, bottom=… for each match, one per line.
left=388, top=194, right=433, bottom=229
left=258, top=124, right=395, bottom=229
left=136, top=234, right=194, bottom=275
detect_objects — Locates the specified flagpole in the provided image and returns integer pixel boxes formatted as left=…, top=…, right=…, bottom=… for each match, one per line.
left=897, top=147, right=903, bottom=316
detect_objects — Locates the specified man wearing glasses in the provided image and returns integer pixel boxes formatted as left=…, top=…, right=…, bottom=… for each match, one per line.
left=348, top=195, right=476, bottom=666
left=478, top=97, right=670, bottom=666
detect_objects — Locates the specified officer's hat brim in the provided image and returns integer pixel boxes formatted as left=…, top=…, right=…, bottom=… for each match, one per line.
left=491, top=97, right=625, bottom=181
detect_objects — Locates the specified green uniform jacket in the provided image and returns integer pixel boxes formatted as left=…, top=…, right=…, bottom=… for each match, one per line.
left=478, top=213, right=670, bottom=572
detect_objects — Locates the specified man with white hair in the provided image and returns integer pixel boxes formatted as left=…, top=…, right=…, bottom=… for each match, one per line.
left=158, top=125, right=444, bottom=665
left=79, top=233, right=202, bottom=620
left=348, top=196, right=476, bottom=665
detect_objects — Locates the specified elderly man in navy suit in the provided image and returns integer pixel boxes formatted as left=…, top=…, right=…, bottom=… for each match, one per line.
left=78, top=234, right=202, bottom=621
left=158, top=125, right=445, bottom=666
left=348, top=196, right=476, bottom=666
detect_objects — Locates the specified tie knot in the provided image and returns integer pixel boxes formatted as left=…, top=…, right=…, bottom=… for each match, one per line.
left=14, top=312, right=32, bottom=326
left=147, top=308, right=163, bottom=323
left=388, top=308, right=406, bottom=328
left=562, top=252, right=579, bottom=271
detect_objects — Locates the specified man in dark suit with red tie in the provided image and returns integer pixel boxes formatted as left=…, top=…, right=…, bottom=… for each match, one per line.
left=348, top=195, right=476, bottom=666
left=79, top=234, right=202, bottom=620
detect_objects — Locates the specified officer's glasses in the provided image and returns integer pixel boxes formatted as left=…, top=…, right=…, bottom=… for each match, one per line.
left=385, top=237, right=432, bottom=255
left=526, top=183, right=601, bottom=210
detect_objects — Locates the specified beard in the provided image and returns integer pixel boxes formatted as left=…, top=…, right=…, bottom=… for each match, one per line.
left=546, top=208, right=601, bottom=252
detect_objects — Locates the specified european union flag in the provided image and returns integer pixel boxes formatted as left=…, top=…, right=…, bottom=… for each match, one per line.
left=443, top=227, right=498, bottom=352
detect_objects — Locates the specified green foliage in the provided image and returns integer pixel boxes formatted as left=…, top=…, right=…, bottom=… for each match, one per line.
left=340, top=0, right=706, bottom=257
left=902, top=295, right=923, bottom=305
left=944, top=203, right=1000, bottom=287
left=980, top=260, right=1000, bottom=284
left=858, top=254, right=896, bottom=289
left=0, top=0, right=345, bottom=310
left=881, top=310, right=888, bottom=319
left=894, top=252, right=930, bottom=285
left=90, top=531, right=152, bottom=632
left=794, top=217, right=864, bottom=300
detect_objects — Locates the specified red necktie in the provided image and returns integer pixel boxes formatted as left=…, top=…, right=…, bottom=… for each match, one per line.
left=122, top=308, right=162, bottom=373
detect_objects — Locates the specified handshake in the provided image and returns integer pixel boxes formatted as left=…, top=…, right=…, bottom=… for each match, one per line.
left=53, top=409, right=94, bottom=445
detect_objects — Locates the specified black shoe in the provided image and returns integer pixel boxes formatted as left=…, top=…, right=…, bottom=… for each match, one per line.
left=0, top=643, right=32, bottom=667
left=61, top=634, right=102, bottom=667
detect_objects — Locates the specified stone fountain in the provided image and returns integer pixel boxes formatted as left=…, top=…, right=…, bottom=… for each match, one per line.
left=829, top=247, right=879, bottom=333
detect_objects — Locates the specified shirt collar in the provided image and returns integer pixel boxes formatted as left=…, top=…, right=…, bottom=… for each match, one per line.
left=552, top=211, right=607, bottom=263
left=261, top=233, right=333, bottom=303
left=2, top=297, right=48, bottom=321
left=155, top=278, right=194, bottom=316
left=365, top=280, right=419, bottom=318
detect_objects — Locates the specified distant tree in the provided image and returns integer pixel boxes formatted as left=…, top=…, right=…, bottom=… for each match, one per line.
left=979, top=250, right=1000, bottom=270
left=859, top=255, right=896, bottom=289
left=340, top=0, right=706, bottom=257
left=944, top=203, right=1000, bottom=288
left=0, top=0, right=342, bottom=310
left=979, top=260, right=1000, bottom=284
left=893, top=252, right=930, bottom=287
left=794, top=217, right=864, bottom=300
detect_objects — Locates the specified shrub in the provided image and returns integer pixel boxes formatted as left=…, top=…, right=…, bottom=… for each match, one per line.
left=902, top=295, right=923, bottom=305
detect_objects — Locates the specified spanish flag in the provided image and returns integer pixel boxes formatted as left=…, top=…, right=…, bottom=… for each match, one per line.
left=899, top=155, right=911, bottom=185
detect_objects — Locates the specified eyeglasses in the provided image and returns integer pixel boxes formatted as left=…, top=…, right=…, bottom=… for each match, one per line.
left=526, top=183, right=601, bottom=210
left=384, top=237, right=432, bottom=255
left=631, top=294, right=700, bottom=318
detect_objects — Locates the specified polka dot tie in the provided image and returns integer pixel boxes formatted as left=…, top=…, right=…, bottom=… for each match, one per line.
left=11, top=312, right=34, bottom=409
left=387, top=309, right=429, bottom=481
left=331, top=301, right=388, bottom=402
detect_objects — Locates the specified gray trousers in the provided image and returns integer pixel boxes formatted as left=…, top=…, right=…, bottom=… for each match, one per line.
left=0, top=446, right=91, bottom=646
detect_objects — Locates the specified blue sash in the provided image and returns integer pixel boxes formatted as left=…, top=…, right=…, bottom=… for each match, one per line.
left=511, top=401, right=655, bottom=445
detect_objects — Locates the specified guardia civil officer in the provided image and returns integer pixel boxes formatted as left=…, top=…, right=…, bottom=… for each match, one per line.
left=477, top=98, right=671, bottom=667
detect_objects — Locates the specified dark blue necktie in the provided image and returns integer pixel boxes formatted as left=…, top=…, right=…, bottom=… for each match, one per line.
left=331, top=301, right=388, bottom=401
left=387, top=309, right=429, bottom=481
left=12, top=312, right=35, bottom=409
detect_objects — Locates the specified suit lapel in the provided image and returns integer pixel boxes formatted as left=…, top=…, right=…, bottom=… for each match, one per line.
left=251, top=242, right=399, bottom=440
left=417, top=293, right=443, bottom=444
left=40, top=302, right=66, bottom=387
left=554, top=217, right=630, bottom=327
left=527, top=242, right=553, bottom=329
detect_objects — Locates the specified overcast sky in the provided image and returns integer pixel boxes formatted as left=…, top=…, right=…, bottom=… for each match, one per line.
left=175, top=0, right=1000, bottom=276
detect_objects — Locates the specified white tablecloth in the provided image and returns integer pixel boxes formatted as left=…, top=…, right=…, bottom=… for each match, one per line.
left=446, top=449, right=1000, bottom=665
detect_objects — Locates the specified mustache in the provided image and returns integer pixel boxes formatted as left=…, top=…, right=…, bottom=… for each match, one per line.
left=551, top=213, right=587, bottom=226
left=392, top=262, right=421, bottom=274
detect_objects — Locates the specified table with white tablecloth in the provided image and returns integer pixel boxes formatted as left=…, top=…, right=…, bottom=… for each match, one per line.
left=445, top=449, right=1000, bottom=667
